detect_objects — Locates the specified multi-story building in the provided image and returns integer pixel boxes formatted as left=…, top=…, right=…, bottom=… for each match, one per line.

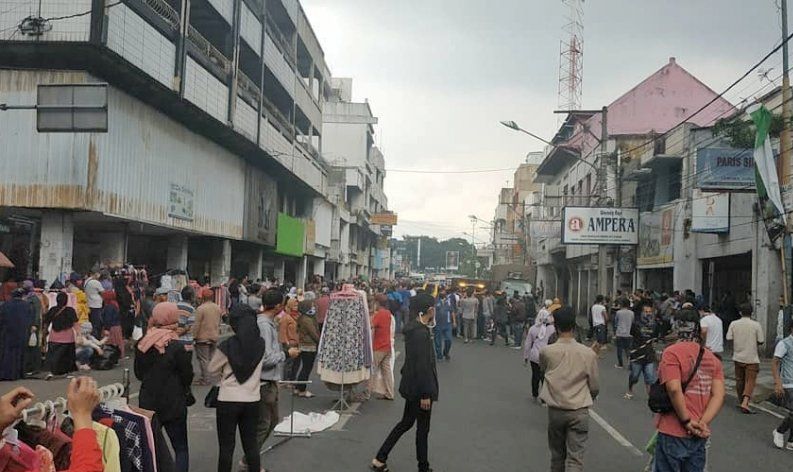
left=532, top=58, right=733, bottom=314
left=0, top=0, right=391, bottom=287
left=323, top=78, right=390, bottom=280
left=490, top=162, right=542, bottom=267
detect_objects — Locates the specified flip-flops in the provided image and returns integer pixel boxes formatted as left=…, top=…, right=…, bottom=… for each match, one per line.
left=370, top=463, right=389, bottom=472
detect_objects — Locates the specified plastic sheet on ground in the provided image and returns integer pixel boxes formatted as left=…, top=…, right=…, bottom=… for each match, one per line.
left=274, top=411, right=340, bottom=434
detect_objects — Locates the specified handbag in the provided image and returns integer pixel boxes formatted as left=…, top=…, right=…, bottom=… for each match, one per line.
left=648, top=345, right=705, bottom=414
left=203, top=386, right=220, bottom=409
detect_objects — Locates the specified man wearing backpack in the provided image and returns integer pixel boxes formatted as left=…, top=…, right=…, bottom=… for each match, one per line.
left=653, top=308, right=725, bottom=471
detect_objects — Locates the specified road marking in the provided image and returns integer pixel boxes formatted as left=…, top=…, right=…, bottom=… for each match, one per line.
left=749, top=402, right=785, bottom=419
left=589, top=409, right=643, bottom=457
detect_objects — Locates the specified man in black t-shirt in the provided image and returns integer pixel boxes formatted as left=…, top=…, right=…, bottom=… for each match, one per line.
left=625, top=303, right=659, bottom=399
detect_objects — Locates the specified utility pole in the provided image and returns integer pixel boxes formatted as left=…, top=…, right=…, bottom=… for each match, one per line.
left=416, top=236, right=422, bottom=270
left=781, top=0, right=792, bottom=190
left=597, top=105, right=609, bottom=298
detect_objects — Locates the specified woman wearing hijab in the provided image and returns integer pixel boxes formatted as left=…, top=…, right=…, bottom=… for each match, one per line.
left=523, top=305, right=556, bottom=402
left=44, top=292, right=79, bottom=376
left=208, top=305, right=266, bottom=472
left=135, top=302, right=194, bottom=472
left=102, top=291, right=124, bottom=358
left=0, top=288, right=34, bottom=380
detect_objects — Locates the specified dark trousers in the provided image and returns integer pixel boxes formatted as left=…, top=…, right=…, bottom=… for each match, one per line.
left=615, top=336, right=632, bottom=367
left=547, top=407, right=588, bottom=472
left=376, top=400, right=432, bottom=472
left=434, top=325, right=452, bottom=359
left=513, top=321, right=525, bottom=346
left=216, top=401, right=260, bottom=472
left=530, top=361, right=544, bottom=399
left=476, top=314, right=486, bottom=339
left=296, top=351, right=316, bottom=392
left=776, top=388, right=793, bottom=442
left=256, top=381, right=279, bottom=450
left=162, top=416, right=189, bottom=472
left=491, top=321, right=509, bottom=345
left=283, top=356, right=299, bottom=381
left=89, top=308, right=103, bottom=338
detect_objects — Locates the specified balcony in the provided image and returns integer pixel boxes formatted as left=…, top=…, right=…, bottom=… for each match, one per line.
left=265, top=15, right=296, bottom=67
left=236, top=70, right=261, bottom=107
left=187, top=25, right=231, bottom=75
left=141, top=0, right=180, bottom=30
left=262, top=93, right=293, bottom=139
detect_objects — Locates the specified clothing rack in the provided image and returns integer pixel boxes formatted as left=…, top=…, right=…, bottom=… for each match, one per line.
left=21, top=382, right=126, bottom=421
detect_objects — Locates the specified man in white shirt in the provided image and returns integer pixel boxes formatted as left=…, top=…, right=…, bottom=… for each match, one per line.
left=700, top=305, right=724, bottom=359
left=726, top=304, right=765, bottom=413
left=590, top=295, right=608, bottom=352
left=83, top=271, right=104, bottom=338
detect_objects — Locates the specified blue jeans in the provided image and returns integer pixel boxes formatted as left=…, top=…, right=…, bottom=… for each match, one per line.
left=629, top=362, right=657, bottom=389
left=434, top=325, right=452, bottom=359
left=653, top=432, right=706, bottom=472
left=512, top=321, right=525, bottom=346
left=593, top=325, right=607, bottom=344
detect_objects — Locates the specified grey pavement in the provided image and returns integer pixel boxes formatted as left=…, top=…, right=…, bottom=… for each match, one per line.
left=6, top=336, right=793, bottom=472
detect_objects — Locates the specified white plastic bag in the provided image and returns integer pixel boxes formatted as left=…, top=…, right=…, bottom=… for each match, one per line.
left=132, top=325, right=144, bottom=341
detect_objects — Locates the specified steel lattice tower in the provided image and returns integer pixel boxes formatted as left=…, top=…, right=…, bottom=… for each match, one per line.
left=558, top=0, right=584, bottom=112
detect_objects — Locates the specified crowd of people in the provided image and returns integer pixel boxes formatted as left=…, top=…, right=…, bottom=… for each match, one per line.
left=3, top=271, right=793, bottom=472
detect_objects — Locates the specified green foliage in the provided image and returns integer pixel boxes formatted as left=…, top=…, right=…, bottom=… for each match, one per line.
left=398, top=236, right=477, bottom=276
left=712, top=113, right=786, bottom=149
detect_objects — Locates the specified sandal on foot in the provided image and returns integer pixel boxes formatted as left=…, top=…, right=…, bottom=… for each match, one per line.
left=370, top=462, right=389, bottom=472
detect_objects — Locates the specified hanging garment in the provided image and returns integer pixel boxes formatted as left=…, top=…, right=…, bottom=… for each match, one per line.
left=0, top=440, right=40, bottom=472
left=94, top=405, right=144, bottom=472
left=126, top=407, right=164, bottom=472
left=15, top=423, right=72, bottom=471
left=316, top=295, right=373, bottom=385
left=91, top=422, right=121, bottom=472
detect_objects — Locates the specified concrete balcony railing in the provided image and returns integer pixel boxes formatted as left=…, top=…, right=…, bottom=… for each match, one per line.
left=141, top=0, right=180, bottom=30
left=187, top=25, right=231, bottom=75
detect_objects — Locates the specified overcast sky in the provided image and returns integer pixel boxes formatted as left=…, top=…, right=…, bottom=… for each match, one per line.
left=302, top=0, right=784, bottom=242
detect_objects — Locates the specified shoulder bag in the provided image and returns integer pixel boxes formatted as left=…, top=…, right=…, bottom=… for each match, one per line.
left=648, top=345, right=705, bottom=414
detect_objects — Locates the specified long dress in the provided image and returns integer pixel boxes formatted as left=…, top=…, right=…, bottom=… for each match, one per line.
left=0, top=298, right=33, bottom=380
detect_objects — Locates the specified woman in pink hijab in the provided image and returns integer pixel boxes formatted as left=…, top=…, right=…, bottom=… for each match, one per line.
left=135, top=302, right=194, bottom=472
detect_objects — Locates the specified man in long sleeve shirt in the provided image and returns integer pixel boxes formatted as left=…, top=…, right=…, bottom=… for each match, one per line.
left=540, top=306, right=599, bottom=472
left=256, top=290, right=299, bottom=453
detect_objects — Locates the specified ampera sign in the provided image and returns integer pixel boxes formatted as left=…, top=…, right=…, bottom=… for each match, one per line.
left=562, top=207, right=639, bottom=245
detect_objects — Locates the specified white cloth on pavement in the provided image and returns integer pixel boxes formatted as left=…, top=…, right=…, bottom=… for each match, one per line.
left=274, top=411, right=340, bottom=434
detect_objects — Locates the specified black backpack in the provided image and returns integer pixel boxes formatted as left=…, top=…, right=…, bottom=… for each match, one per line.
left=648, top=345, right=704, bottom=414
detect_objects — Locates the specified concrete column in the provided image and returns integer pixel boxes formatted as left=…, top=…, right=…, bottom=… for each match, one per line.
left=98, top=231, right=126, bottom=268
left=274, top=260, right=285, bottom=284
left=248, top=247, right=263, bottom=281
left=39, top=211, right=74, bottom=287
left=167, top=235, right=189, bottom=271
left=210, top=239, right=232, bottom=286
left=753, top=224, right=784, bottom=355
left=296, top=256, right=308, bottom=288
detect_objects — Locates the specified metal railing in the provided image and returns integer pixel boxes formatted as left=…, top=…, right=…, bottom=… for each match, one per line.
left=261, top=94, right=294, bottom=138
left=141, top=0, right=179, bottom=30
left=236, top=70, right=261, bottom=102
left=187, top=25, right=231, bottom=74
left=264, top=15, right=296, bottom=67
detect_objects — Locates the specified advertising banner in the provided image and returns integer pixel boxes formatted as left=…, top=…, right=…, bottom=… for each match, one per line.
left=529, top=220, right=562, bottom=240
left=637, top=205, right=676, bottom=266
left=276, top=213, right=305, bottom=257
left=371, top=213, right=398, bottom=226
left=691, top=189, right=729, bottom=234
left=168, top=183, right=194, bottom=221
left=243, top=165, right=277, bottom=246
left=695, top=147, right=754, bottom=190
left=561, top=207, right=639, bottom=245
left=445, top=251, right=460, bottom=271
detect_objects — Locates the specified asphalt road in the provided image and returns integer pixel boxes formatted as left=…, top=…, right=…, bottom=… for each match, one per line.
left=9, top=338, right=793, bottom=472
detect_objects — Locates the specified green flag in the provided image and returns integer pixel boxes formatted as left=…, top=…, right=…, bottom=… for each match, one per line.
left=749, top=104, right=786, bottom=240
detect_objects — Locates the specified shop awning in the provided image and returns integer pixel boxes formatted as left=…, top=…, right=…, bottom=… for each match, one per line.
left=0, top=251, right=14, bottom=268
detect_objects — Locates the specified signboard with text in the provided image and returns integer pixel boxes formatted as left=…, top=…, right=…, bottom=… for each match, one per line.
left=561, top=207, right=639, bottom=245
left=168, top=183, right=194, bottom=221
left=371, top=213, right=398, bottom=226
left=695, top=147, right=754, bottom=190
left=637, top=205, right=677, bottom=266
left=691, top=189, right=729, bottom=233
left=529, top=220, right=562, bottom=240
left=445, top=251, right=460, bottom=271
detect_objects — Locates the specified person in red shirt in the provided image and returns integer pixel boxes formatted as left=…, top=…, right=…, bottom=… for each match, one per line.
left=654, top=308, right=725, bottom=471
left=370, top=294, right=395, bottom=400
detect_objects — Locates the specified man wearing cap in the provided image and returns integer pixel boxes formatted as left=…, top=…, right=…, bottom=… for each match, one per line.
left=192, top=288, right=221, bottom=385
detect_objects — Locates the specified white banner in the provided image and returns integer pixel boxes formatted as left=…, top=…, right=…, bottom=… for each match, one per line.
left=529, top=220, right=562, bottom=240
left=691, top=190, right=729, bottom=234
left=562, top=207, right=639, bottom=245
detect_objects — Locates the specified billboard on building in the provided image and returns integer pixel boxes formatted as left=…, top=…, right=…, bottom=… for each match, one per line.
left=691, top=190, right=730, bottom=234
left=637, top=205, right=676, bottom=266
left=695, top=147, right=755, bottom=190
left=168, top=183, right=194, bottom=221
left=243, top=165, right=277, bottom=246
left=276, top=213, right=305, bottom=257
left=446, top=251, right=460, bottom=271
left=561, top=207, right=639, bottom=245
left=371, top=213, right=398, bottom=226
left=529, top=220, right=562, bottom=240
left=304, top=220, right=316, bottom=255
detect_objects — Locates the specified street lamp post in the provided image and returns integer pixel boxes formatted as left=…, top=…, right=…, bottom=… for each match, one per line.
left=468, top=215, right=478, bottom=277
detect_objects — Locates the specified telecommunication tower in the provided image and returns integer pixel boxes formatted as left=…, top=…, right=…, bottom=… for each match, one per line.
left=558, top=0, right=584, bottom=112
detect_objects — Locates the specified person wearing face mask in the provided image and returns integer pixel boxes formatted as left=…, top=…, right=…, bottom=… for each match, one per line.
left=371, top=293, right=438, bottom=472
